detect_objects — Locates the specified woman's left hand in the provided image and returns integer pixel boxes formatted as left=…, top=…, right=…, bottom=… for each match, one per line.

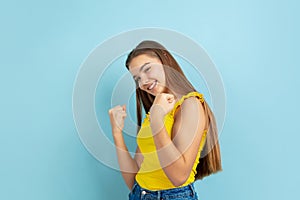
left=150, top=93, right=176, bottom=118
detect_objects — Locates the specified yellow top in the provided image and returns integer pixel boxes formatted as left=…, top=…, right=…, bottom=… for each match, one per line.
left=135, top=91, right=208, bottom=190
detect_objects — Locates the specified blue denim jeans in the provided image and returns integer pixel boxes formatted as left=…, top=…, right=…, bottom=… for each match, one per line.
left=128, top=181, right=198, bottom=200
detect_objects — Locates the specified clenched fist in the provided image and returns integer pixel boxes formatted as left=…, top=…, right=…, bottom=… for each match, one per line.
left=150, top=93, right=176, bottom=118
left=108, top=105, right=127, bottom=135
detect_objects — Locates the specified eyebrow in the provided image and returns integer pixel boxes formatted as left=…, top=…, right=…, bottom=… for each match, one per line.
left=133, top=62, right=150, bottom=79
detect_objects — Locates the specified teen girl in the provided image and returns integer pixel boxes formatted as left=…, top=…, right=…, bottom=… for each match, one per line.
left=109, top=40, right=222, bottom=200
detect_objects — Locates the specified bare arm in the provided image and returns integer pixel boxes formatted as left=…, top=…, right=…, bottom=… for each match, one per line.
left=113, top=133, right=143, bottom=189
left=109, top=105, right=143, bottom=190
left=150, top=97, right=206, bottom=187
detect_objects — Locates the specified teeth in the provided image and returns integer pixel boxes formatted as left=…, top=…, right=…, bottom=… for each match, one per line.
left=148, top=81, right=156, bottom=90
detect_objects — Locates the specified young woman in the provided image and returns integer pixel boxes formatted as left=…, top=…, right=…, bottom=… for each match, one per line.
left=109, top=41, right=222, bottom=200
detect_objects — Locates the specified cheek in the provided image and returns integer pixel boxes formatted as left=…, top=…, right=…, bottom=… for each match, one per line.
left=152, top=67, right=165, bottom=80
left=158, top=68, right=166, bottom=82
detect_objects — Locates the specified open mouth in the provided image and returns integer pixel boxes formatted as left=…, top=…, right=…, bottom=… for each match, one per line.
left=147, top=80, right=157, bottom=90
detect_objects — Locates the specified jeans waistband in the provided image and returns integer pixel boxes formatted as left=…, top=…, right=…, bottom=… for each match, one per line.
left=130, top=180, right=197, bottom=199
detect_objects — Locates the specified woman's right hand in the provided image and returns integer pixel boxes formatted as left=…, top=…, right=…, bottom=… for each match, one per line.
left=108, top=105, right=127, bottom=135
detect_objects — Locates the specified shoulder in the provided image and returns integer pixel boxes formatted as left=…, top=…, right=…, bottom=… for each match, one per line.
left=174, top=95, right=205, bottom=119
left=181, top=96, right=202, bottom=109
left=171, top=92, right=204, bottom=116
left=171, top=94, right=207, bottom=140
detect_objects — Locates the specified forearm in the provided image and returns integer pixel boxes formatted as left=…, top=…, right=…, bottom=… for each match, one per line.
left=150, top=119, right=190, bottom=186
left=113, top=131, right=139, bottom=189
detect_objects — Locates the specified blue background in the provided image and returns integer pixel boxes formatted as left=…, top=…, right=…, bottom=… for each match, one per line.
left=1, top=0, right=299, bottom=199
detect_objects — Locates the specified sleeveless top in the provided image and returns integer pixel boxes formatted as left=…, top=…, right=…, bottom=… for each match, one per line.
left=135, top=91, right=208, bottom=190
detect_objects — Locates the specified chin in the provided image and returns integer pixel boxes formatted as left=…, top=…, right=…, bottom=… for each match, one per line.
left=143, top=87, right=164, bottom=96
left=149, top=92, right=157, bottom=96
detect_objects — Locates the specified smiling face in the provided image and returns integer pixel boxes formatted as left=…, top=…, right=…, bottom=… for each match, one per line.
left=128, top=54, right=167, bottom=96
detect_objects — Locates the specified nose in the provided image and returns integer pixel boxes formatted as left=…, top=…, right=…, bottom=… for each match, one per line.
left=138, top=74, right=150, bottom=88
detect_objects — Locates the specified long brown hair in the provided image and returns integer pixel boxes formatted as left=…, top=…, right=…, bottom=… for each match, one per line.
left=125, top=40, right=222, bottom=180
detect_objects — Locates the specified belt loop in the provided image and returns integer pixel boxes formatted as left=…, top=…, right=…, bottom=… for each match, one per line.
left=157, top=190, right=161, bottom=200
left=189, top=183, right=196, bottom=197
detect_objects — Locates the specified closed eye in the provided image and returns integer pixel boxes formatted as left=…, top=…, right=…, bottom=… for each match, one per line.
left=144, top=66, right=151, bottom=72
left=132, top=65, right=151, bottom=82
